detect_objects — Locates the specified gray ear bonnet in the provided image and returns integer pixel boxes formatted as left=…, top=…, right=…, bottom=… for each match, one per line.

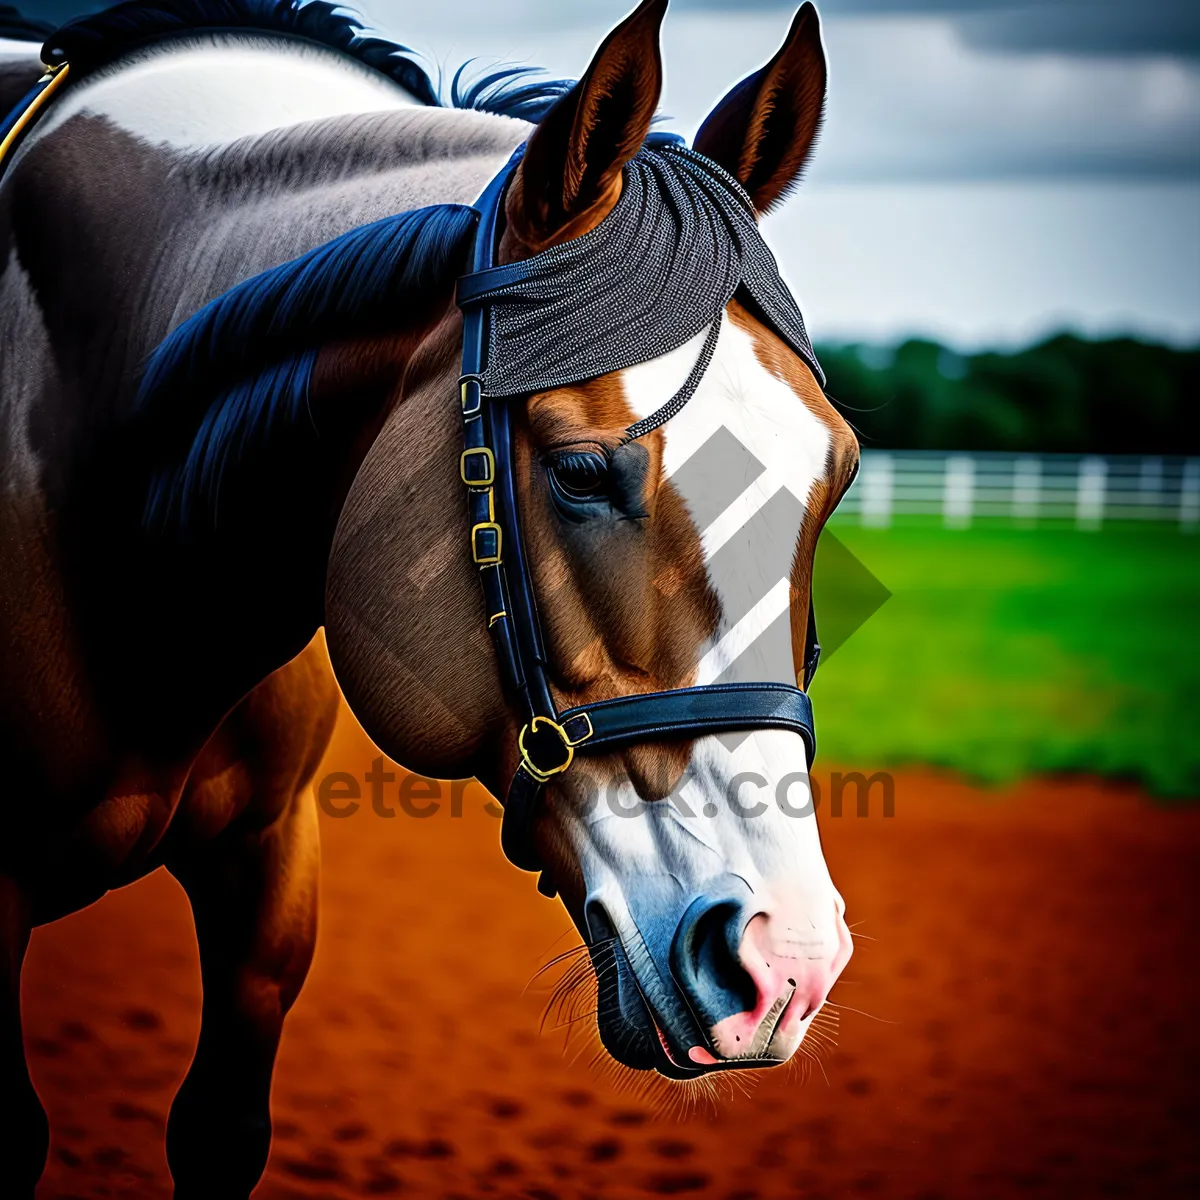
left=455, top=138, right=824, bottom=435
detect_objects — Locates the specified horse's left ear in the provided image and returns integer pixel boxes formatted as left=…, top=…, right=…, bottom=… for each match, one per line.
left=693, top=2, right=826, bottom=215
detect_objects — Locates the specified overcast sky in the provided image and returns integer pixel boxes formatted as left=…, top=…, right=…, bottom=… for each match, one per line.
left=21, top=0, right=1200, bottom=346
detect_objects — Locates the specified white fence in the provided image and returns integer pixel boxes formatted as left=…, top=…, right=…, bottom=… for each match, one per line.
left=832, top=451, right=1200, bottom=530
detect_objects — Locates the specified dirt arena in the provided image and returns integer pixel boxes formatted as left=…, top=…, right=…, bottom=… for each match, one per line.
left=25, top=709, right=1200, bottom=1199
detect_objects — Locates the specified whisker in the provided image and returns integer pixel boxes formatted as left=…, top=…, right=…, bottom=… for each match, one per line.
left=538, top=925, right=583, bottom=958
left=547, top=1007, right=600, bottom=1032
left=533, top=931, right=829, bottom=1114
left=804, top=1031, right=838, bottom=1057
left=525, top=943, right=593, bottom=989
left=823, top=1001, right=896, bottom=1025
left=813, top=1052, right=831, bottom=1086
left=541, top=968, right=591, bottom=1006
left=525, top=937, right=617, bottom=992
left=573, top=1024, right=776, bottom=1120
left=538, top=956, right=601, bottom=1036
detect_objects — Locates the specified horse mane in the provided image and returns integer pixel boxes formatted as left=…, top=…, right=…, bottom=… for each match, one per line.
left=449, top=61, right=573, bottom=124
left=42, top=1, right=573, bottom=119
left=139, top=204, right=480, bottom=527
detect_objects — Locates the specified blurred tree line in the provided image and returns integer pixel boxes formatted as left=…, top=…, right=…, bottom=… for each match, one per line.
left=815, top=335, right=1199, bottom=454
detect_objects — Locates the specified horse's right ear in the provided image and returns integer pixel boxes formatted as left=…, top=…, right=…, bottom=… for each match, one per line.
left=693, top=2, right=826, bottom=214
left=506, top=0, right=667, bottom=253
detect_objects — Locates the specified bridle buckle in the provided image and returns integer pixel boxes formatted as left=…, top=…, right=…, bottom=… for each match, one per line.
left=471, top=521, right=502, bottom=565
left=459, top=375, right=483, bottom=417
left=460, top=446, right=495, bottom=488
left=518, top=714, right=592, bottom=782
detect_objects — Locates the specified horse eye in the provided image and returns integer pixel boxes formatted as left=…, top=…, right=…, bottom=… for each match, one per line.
left=548, top=451, right=610, bottom=502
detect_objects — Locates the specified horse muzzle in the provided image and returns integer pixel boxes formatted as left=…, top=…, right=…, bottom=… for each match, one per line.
left=585, top=887, right=851, bottom=1078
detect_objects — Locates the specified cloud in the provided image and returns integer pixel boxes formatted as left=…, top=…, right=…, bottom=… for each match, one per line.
left=657, top=10, right=1200, bottom=181
left=808, top=16, right=1200, bottom=180
left=765, top=179, right=1200, bottom=348
left=680, top=1, right=1200, bottom=57
left=954, top=1, right=1200, bottom=58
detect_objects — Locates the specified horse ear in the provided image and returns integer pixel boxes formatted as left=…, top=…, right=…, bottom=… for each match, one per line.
left=508, top=0, right=667, bottom=250
left=693, top=2, right=826, bottom=215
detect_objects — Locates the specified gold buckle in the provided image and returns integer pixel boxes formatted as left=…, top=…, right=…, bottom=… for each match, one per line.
left=460, top=377, right=483, bottom=417
left=460, top=447, right=495, bottom=488
left=518, top=716, right=579, bottom=782
left=562, top=712, right=594, bottom=746
left=471, top=521, right=502, bottom=565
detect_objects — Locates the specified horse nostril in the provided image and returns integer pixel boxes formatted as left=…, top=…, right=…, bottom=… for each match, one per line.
left=670, top=899, right=757, bottom=1029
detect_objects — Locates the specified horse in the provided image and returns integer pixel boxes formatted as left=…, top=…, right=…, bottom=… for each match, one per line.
left=0, top=0, right=859, bottom=1194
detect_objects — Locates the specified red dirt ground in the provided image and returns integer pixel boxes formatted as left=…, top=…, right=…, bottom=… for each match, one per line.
left=24, top=709, right=1200, bottom=1199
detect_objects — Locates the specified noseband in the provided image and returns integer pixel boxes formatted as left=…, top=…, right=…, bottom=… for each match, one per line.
left=456, top=135, right=821, bottom=874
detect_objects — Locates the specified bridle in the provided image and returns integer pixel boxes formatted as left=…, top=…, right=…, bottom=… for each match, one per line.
left=456, top=134, right=820, bottom=874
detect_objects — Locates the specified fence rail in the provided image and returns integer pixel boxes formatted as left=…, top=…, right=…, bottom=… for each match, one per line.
left=831, top=451, right=1200, bottom=530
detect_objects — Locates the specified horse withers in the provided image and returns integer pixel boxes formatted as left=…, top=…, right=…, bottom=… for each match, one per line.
left=0, top=0, right=857, bottom=1193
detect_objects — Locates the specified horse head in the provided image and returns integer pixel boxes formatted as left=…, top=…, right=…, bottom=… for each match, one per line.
left=326, top=0, right=858, bottom=1079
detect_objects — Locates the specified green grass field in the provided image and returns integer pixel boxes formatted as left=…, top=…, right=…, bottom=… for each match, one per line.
left=810, top=519, right=1200, bottom=797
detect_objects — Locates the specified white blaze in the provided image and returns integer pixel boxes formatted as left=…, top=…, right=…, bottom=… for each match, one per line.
left=619, top=313, right=832, bottom=681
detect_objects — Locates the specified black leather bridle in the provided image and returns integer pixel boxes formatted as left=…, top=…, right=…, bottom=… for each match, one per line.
left=456, top=136, right=820, bottom=874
